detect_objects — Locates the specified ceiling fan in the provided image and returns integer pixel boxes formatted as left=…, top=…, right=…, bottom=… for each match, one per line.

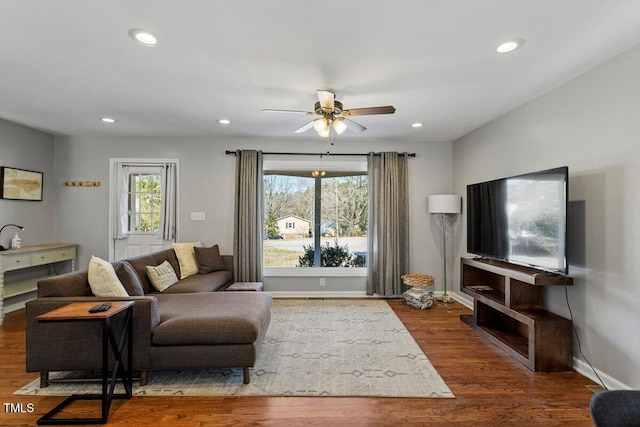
left=262, top=90, right=395, bottom=137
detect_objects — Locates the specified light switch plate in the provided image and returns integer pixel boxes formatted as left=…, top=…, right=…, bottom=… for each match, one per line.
left=190, top=212, right=205, bottom=221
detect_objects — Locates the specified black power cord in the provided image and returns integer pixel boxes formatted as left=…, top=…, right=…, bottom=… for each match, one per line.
left=564, top=284, right=608, bottom=390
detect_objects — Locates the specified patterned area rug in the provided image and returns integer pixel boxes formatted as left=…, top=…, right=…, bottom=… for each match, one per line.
left=16, top=299, right=453, bottom=398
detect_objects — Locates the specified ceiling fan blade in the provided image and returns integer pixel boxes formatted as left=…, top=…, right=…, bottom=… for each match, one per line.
left=294, top=120, right=315, bottom=133
left=344, top=118, right=367, bottom=133
left=317, top=90, right=335, bottom=111
left=262, top=109, right=313, bottom=115
left=343, top=106, right=396, bottom=116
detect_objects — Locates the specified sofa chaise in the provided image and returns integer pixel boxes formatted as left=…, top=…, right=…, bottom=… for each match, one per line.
left=25, top=247, right=272, bottom=386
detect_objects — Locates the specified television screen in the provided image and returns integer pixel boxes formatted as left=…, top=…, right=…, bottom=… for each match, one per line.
left=467, top=167, right=568, bottom=274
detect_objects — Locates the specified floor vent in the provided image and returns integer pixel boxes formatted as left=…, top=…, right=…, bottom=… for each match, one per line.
left=586, top=385, right=607, bottom=393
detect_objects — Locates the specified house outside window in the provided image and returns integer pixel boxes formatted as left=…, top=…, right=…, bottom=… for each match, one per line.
left=263, top=160, right=367, bottom=269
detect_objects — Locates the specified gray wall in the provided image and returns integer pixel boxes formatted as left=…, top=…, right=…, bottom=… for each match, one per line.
left=53, top=136, right=453, bottom=294
left=0, top=119, right=55, bottom=248
left=452, top=46, right=640, bottom=389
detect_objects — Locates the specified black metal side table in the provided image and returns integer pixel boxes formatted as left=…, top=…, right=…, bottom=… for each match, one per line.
left=36, top=301, right=134, bottom=425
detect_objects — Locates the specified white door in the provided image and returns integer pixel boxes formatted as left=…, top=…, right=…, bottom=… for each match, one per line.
left=110, top=161, right=178, bottom=261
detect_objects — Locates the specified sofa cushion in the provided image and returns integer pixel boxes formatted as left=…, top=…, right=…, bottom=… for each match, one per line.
left=88, top=256, right=129, bottom=297
left=152, top=292, right=272, bottom=346
left=159, top=270, right=232, bottom=293
left=146, top=260, right=179, bottom=292
left=123, top=249, right=181, bottom=294
left=115, top=262, right=145, bottom=296
left=195, top=245, right=227, bottom=274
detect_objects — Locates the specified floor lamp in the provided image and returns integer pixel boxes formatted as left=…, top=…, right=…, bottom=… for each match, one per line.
left=428, top=195, right=461, bottom=303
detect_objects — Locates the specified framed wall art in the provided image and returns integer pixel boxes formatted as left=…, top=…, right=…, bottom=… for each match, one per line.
left=0, top=167, right=43, bottom=201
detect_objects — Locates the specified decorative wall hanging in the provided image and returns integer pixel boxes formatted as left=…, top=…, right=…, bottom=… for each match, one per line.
left=0, top=167, right=43, bottom=201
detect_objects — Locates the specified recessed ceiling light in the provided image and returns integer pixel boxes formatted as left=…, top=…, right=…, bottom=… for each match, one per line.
left=218, top=119, right=231, bottom=125
left=411, top=122, right=424, bottom=128
left=496, top=38, right=524, bottom=53
left=128, top=28, right=158, bottom=46
left=101, top=117, right=116, bottom=123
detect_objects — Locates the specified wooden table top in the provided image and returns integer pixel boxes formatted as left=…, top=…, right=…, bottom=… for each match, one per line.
left=36, top=301, right=134, bottom=321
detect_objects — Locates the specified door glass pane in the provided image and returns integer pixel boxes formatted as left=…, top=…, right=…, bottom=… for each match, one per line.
left=129, top=173, right=162, bottom=233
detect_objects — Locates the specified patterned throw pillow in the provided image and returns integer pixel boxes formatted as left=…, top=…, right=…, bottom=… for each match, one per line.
left=146, top=260, right=179, bottom=292
left=88, top=256, right=129, bottom=297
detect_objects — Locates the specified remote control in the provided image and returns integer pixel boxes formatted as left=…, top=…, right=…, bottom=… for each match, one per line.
left=88, top=303, right=112, bottom=313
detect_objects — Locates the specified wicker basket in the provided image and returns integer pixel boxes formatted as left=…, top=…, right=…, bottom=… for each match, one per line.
left=401, top=274, right=434, bottom=286
left=401, top=274, right=435, bottom=310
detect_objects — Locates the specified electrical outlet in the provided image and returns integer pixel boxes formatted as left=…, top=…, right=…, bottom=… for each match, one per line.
left=319, top=278, right=326, bottom=287
left=190, top=212, right=205, bottom=221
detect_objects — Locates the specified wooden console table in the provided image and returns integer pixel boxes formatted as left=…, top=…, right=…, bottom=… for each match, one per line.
left=0, top=243, right=77, bottom=324
left=459, top=257, right=573, bottom=372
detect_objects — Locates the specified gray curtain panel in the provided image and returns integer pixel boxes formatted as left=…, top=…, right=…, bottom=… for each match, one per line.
left=233, top=150, right=264, bottom=282
left=366, top=152, right=410, bottom=296
left=159, top=162, right=177, bottom=241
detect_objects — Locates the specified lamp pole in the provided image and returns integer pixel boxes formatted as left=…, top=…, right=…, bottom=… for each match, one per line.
left=428, top=195, right=460, bottom=303
left=439, top=213, right=453, bottom=303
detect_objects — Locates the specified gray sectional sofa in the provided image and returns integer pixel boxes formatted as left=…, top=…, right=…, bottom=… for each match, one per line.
left=25, top=248, right=272, bottom=386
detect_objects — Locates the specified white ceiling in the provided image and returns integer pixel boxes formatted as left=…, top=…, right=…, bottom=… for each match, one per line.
left=0, top=0, right=638, bottom=142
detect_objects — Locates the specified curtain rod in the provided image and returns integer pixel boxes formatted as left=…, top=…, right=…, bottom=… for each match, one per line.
left=225, top=150, right=416, bottom=158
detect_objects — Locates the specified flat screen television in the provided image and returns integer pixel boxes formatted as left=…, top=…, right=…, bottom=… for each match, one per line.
left=466, top=166, right=568, bottom=274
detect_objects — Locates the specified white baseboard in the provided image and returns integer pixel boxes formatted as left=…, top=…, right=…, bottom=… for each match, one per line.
left=572, top=357, right=631, bottom=390
left=268, top=291, right=371, bottom=298
left=449, top=292, right=473, bottom=309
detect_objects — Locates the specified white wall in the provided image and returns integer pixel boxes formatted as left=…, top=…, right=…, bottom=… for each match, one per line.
left=452, top=46, right=640, bottom=389
left=0, top=119, right=55, bottom=248
left=53, top=136, right=452, bottom=294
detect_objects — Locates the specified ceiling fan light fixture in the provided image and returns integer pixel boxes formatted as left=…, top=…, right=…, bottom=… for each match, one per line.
left=318, top=128, right=330, bottom=138
left=333, top=118, right=347, bottom=135
left=313, top=117, right=329, bottom=132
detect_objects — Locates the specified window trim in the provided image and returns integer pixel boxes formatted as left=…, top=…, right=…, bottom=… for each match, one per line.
left=263, top=267, right=367, bottom=277
left=263, top=157, right=368, bottom=271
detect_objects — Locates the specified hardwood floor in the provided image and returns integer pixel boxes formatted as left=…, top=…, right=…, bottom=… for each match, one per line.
left=0, top=300, right=597, bottom=426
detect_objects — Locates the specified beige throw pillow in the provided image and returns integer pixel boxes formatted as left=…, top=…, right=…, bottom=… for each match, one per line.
left=88, top=256, right=129, bottom=297
left=172, top=242, right=199, bottom=279
left=146, top=260, right=179, bottom=292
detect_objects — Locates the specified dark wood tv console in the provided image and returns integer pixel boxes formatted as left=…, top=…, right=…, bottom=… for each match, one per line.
left=459, top=257, right=573, bottom=372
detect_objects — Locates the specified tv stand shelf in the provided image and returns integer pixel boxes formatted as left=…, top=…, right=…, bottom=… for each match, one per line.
left=460, top=257, right=573, bottom=372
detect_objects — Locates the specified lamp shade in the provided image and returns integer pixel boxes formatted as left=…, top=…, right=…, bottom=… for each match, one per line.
left=428, top=194, right=461, bottom=214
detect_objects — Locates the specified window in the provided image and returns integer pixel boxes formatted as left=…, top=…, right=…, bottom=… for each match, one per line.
left=128, top=173, right=162, bottom=233
left=263, top=169, right=367, bottom=268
